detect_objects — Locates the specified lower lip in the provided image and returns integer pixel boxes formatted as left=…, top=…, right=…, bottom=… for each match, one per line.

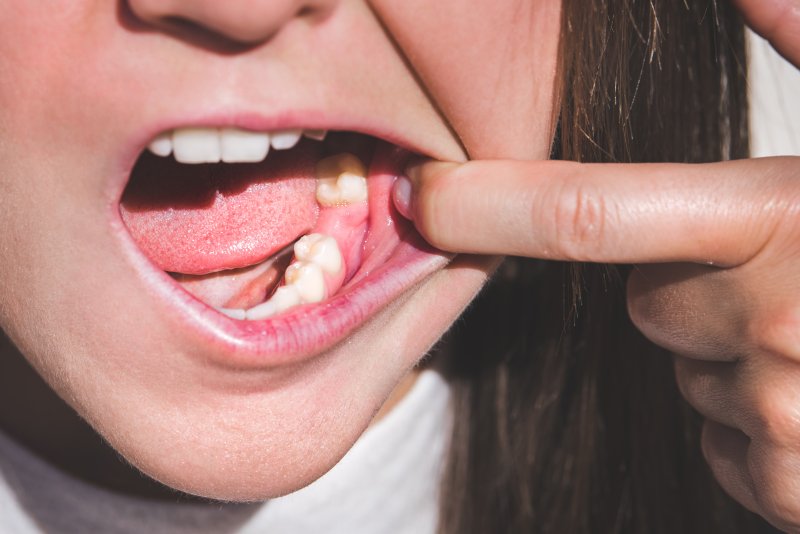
left=111, top=140, right=453, bottom=369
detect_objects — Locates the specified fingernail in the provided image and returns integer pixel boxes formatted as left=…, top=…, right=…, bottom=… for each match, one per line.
left=396, top=160, right=458, bottom=220
left=392, top=174, right=413, bottom=220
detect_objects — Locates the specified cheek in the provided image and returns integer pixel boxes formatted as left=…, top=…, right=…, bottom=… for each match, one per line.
left=370, top=0, right=561, bottom=160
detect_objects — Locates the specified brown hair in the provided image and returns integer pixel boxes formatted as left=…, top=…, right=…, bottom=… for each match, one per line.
left=437, top=0, right=776, bottom=532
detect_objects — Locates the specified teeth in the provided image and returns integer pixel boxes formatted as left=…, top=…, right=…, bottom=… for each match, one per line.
left=293, top=234, right=342, bottom=274
left=242, top=255, right=324, bottom=319
left=270, top=129, right=302, bottom=150
left=284, top=261, right=325, bottom=303
left=216, top=307, right=247, bottom=320
left=147, top=127, right=323, bottom=161
left=172, top=128, right=221, bottom=164
left=245, top=285, right=301, bottom=321
left=220, top=128, right=270, bottom=163
left=336, top=173, right=368, bottom=202
left=222, top=233, right=342, bottom=321
left=303, top=129, right=328, bottom=141
left=147, top=132, right=173, bottom=157
left=315, top=153, right=368, bottom=206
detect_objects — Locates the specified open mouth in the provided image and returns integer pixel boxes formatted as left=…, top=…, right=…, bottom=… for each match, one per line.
left=116, top=125, right=451, bottom=366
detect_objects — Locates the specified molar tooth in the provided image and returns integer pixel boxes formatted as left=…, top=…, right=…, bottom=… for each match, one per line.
left=147, top=132, right=173, bottom=157
left=317, top=153, right=367, bottom=179
left=220, top=128, right=270, bottom=163
left=336, top=172, right=368, bottom=203
left=294, top=233, right=342, bottom=274
left=270, top=129, right=303, bottom=150
left=303, top=129, right=328, bottom=141
left=245, top=285, right=300, bottom=320
left=315, top=153, right=368, bottom=207
left=172, top=127, right=221, bottom=164
left=216, top=307, right=247, bottom=320
left=284, top=261, right=325, bottom=303
left=315, top=178, right=343, bottom=206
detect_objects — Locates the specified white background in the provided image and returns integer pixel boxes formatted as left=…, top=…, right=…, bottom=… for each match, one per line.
left=748, top=30, right=800, bottom=157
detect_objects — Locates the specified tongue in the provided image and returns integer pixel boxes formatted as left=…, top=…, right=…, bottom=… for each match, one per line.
left=120, top=145, right=320, bottom=275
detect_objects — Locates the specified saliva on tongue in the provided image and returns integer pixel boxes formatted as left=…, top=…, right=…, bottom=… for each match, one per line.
left=120, top=136, right=373, bottom=315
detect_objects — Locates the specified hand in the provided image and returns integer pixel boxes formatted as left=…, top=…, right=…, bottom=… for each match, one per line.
left=392, top=1, right=800, bottom=528
left=398, top=155, right=800, bottom=531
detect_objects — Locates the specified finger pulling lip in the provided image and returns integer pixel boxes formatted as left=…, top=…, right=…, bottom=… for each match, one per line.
left=108, top=113, right=453, bottom=369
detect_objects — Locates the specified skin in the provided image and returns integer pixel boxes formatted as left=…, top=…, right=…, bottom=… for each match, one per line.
left=0, top=0, right=559, bottom=501
left=399, top=0, right=800, bottom=530
left=4, top=0, right=795, bottom=528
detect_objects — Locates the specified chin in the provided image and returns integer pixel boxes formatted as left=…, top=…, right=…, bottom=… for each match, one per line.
left=81, top=254, right=489, bottom=501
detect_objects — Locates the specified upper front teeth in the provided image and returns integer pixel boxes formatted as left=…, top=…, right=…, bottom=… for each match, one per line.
left=303, top=129, right=327, bottom=141
left=147, top=132, right=172, bottom=157
left=172, top=128, right=221, bottom=164
left=147, top=127, right=328, bottom=164
left=269, top=129, right=302, bottom=150
left=220, top=128, right=270, bottom=163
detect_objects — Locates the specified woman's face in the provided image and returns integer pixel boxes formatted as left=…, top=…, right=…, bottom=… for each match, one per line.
left=0, top=0, right=559, bottom=499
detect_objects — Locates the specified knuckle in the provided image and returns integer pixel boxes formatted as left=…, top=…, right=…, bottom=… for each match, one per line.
left=550, top=179, right=612, bottom=260
left=752, top=304, right=800, bottom=363
left=753, top=385, right=800, bottom=447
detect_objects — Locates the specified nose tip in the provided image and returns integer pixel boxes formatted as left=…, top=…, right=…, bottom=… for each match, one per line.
left=128, top=0, right=328, bottom=46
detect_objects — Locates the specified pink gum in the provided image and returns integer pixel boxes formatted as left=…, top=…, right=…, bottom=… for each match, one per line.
left=305, top=202, right=368, bottom=298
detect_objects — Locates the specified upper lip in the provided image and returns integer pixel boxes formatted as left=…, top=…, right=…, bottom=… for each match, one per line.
left=110, top=107, right=454, bottom=369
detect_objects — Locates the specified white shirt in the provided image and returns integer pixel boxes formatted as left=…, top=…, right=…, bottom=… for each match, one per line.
left=0, top=370, right=451, bottom=534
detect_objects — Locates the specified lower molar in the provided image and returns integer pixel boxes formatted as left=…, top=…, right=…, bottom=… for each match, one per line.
left=217, top=232, right=345, bottom=320
left=284, top=261, right=326, bottom=303
left=294, top=233, right=343, bottom=274
left=240, top=285, right=301, bottom=321
left=215, top=152, right=370, bottom=320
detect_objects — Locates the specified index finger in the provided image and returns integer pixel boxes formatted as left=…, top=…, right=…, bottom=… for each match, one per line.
left=400, top=157, right=795, bottom=265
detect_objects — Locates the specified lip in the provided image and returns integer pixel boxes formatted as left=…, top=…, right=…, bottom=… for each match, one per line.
left=108, top=110, right=453, bottom=369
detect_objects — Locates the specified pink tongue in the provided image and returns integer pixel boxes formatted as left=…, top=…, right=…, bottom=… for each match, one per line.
left=120, top=145, right=320, bottom=275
